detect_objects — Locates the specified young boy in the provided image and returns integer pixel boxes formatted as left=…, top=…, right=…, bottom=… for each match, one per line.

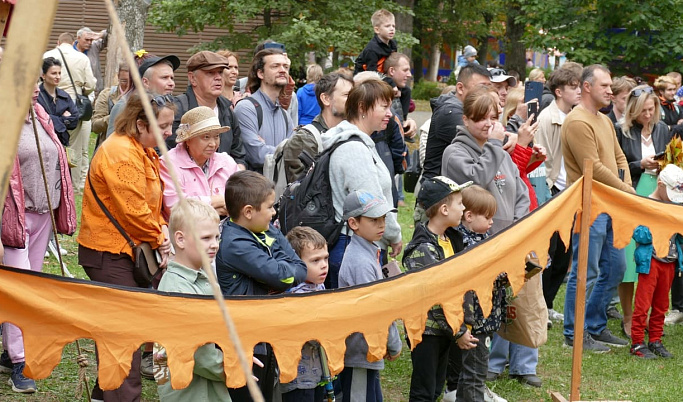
left=630, top=164, right=683, bottom=359
left=281, top=226, right=330, bottom=401
left=402, top=176, right=471, bottom=402
left=216, top=170, right=308, bottom=401
left=353, top=9, right=397, bottom=75
left=447, top=185, right=508, bottom=402
left=338, top=190, right=402, bottom=402
left=155, top=199, right=230, bottom=401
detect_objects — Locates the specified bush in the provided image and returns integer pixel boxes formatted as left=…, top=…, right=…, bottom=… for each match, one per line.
left=412, top=80, right=442, bottom=100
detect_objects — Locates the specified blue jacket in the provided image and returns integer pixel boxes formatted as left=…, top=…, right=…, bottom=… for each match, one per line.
left=296, top=83, right=320, bottom=126
left=633, top=225, right=683, bottom=275
left=216, top=220, right=307, bottom=296
left=37, top=83, right=80, bottom=146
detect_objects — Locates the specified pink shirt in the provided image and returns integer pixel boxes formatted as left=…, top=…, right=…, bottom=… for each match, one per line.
left=160, top=144, right=239, bottom=216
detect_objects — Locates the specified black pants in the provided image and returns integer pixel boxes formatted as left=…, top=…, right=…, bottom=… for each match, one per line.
left=409, top=334, right=451, bottom=402
left=671, top=273, right=683, bottom=311
left=282, top=386, right=325, bottom=402
left=229, top=346, right=281, bottom=402
left=543, top=231, right=572, bottom=309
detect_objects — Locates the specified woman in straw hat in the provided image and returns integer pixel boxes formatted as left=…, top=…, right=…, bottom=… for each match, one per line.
left=160, top=106, right=239, bottom=218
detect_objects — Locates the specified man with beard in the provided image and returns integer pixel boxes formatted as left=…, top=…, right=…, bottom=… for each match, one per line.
left=283, top=72, right=353, bottom=182
left=234, top=48, right=294, bottom=172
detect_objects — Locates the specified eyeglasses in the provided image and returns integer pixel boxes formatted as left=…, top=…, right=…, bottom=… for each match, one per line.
left=489, top=68, right=508, bottom=78
left=630, top=86, right=654, bottom=98
left=151, top=94, right=174, bottom=107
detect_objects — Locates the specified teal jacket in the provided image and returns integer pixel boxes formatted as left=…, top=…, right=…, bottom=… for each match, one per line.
left=633, top=226, right=683, bottom=275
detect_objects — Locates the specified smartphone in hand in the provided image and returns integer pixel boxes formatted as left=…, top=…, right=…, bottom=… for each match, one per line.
left=525, top=81, right=543, bottom=125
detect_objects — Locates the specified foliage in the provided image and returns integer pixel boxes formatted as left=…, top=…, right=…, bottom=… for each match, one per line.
left=412, top=80, right=443, bottom=100
left=147, top=0, right=417, bottom=70
left=518, top=0, right=683, bottom=74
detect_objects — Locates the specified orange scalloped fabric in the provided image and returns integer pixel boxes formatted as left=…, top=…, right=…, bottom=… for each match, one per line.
left=1, top=178, right=682, bottom=390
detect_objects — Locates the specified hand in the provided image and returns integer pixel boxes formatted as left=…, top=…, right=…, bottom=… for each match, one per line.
left=517, top=116, right=539, bottom=148
left=232, top=91, right=244, bottom=104
left=489, top=121, right=506, bottom=142
left=529, top=144, right=547, bottom=165
left=640, top=155, right=658, bottom=170
left=385, top=351, right=401, bottom=361
left=502, top=133, right=518, bottom=154
left=403, top=118, right=417, bottom=139
left=456, top=329, right=479, bottom=350
left=252, top=356, right=264, bottom=381
left=389, top=241, right=403, bottom=258
left=159, top=225, right=172, bottom=256
left=678, top=118, right=683, bottom=125
left=515, top=101, right=529, bottom=120
left=211, top=194, right=228, bottom=216
left=62, top=110, right=71, bottom=117
left=236, top=163, right=247, bottom=171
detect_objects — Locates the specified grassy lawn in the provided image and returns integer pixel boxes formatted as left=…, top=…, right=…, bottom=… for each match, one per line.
left=2, top=134, right=682, bottom=400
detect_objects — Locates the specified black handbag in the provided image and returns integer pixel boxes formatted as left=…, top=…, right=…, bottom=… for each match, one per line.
left=87, top=173, right=161, bottom=287
left=404, top=149, right=421, bottom=193
left=57, top=48, right=93, bottom=121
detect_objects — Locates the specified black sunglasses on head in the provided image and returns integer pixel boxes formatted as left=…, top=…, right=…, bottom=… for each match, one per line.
left=630, top=86, right=654, bottom=98
left=151, top=94, right=174, bottom=107
left=489, top=68, right=508, bottom=77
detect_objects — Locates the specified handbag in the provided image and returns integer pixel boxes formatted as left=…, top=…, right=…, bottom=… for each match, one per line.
left=404, top=149, right=421, bottom=193
left=87, top=173, right=160, bottom=287
left=496, top=272, right=548, bottom=348
left=57, top=48, right=93, bottom=121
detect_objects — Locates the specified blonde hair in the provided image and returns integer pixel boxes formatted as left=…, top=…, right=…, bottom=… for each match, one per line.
left=654, top=75, right=676, bottom=94
left=611, top=76, right=636, bottom=96
left=502, top=87, right=524, bottom=125
left=371, top=9, right=394, bottom=27
left=168, top=199, right=220, bottom=242
left=306, top=64, right=324, bottom=83
left=621, top=85, right=661, bottom=139
left=462, top=185, right=497, bottom=218
left=528, top=68, right=545, bottom=82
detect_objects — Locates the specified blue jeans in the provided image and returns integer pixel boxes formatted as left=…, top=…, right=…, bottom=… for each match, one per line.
left=488, top=334, right=538, bottom=375
left=563, top=214, right=626, bottom=338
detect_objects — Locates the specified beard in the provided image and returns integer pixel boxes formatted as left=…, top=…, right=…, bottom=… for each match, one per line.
left=331, top=105, right=345, bottom=118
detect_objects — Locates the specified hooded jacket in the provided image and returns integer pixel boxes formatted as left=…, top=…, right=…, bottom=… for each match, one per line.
left=353, top=34, right=398, bottom=74
left=322, top=120, right=401, bottom=245
left=423, top=93, right=464, bottom=180
left=441, top=125, right=530, bottom=235
left=296, top=83, right=320, bottom=126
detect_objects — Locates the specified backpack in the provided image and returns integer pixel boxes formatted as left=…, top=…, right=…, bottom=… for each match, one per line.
left=264, top=123, right=323, bottom=199
left=277, top=136, right=363, bottom=247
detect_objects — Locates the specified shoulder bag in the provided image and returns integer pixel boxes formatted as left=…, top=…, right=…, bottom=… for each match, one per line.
left=57, top=48, right=93, bottom=121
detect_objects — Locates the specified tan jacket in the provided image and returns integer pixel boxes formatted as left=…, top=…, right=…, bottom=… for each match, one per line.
left=44, top=43, right=96, bottom=100
left=560, top=105, right=633, bottom=193
left=535, top=100, right=564, bottom=189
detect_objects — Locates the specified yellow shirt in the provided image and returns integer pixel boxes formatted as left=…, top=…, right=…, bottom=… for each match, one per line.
left=438, top=236, right=454, bottom=258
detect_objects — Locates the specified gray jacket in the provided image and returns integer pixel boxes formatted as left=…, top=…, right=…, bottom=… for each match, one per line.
left=442, top=125, right=530, bottom=234
left=339, top=235, right=402, bottom=369
left=322, top=120, right=401, bottom=245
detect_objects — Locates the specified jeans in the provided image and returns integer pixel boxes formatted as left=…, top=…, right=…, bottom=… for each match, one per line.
left=454, top=333, right=490, bottom=402
left=563, top=214, right=626, bottom=338
left=488, top=334, right=538, bottom=375
left=327, top=234, right=350, bottom=289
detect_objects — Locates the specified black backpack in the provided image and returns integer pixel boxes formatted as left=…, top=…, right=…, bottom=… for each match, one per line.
left=277, top=136, right=363, bottom=247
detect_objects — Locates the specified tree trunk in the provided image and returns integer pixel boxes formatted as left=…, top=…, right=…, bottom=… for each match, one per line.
left=478, top=37, right=489, bottom=66
left=505, top=2, right=526, bottom=81
left=426, top=42, right=441, bottom=82
left=411, top=0, right=423, bottom=82
left=395, top=0, right=414, bottom=57
left=104, top=0, right=150, bottom=88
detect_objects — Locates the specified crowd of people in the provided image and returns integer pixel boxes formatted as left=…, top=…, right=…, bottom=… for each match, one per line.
left=2, top=6, right=683, bottom=402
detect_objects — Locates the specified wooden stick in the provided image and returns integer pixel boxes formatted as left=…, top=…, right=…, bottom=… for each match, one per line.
left=569, top=159, right=594, bottom=401
left=0, top=2, right=10, bottom=37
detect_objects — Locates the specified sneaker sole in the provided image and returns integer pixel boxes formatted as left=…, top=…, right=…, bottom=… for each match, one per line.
left=0, top=366, right=12, bottom=374
left=8, top=378, right=36, bottom=394
left=562, top=340, right=611, bottom=353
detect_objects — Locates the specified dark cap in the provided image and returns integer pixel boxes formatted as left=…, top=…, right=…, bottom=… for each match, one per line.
left=417, top=176, right=473, bottom=210
left=138, top=55, right=181, bottom=78
left=342, top=191, right=397, bottom=221
left=187, top=51, right=230, bottom=72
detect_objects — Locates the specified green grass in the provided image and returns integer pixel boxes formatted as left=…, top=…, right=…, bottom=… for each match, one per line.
left=2, top=136, right=683, bottom=400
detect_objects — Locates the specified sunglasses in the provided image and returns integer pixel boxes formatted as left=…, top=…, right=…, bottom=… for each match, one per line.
left=151, top=94, right=174, bottom=107
left=489, top=68, right=508, bottom=78
left=630, top=86, right=654, bottom=98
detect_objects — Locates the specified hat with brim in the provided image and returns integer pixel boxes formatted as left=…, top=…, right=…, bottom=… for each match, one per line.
left=417, top=176, right=473, bottom=210
left=489, top=68, right=517, bottom=87
left=342, top=190, right=397, bottom=221
left=138, top=55, right=181, bottom=78
left=176, top=106, right=230, bottom=143
left=659, top=164, right=683, bottom=204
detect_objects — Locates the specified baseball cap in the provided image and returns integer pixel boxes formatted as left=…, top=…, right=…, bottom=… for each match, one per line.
left=417, top=176, right=473, bottom=210
left=138, top=55, right=181, bottom=78
left=187, top=51, right=230, bottom=72
left=659, top=164, right=683, bottom=204
left=488, top=67, right=517, bottom=87
left=342, top=191, right=397, bottom=221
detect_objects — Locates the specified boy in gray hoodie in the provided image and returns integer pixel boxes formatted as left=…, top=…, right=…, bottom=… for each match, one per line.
left=338, top=190, right=402, bottom=402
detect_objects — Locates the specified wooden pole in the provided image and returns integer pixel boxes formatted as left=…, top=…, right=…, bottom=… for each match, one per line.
left=569, top=159, right=594, bottom=401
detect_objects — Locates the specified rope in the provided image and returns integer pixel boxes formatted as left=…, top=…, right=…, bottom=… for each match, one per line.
left=29, top=107, right=92, bottom=402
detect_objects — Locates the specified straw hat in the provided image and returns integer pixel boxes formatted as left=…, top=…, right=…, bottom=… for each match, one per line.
left=175, top=106, right=230, bottom=143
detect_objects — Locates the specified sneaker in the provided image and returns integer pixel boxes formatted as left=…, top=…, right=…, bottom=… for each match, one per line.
left=648, top=340, right=673, bottom=358
left=483, top=385, right=507, bottom=402
left=564, top=334, right=611, bottom=353
left=0, top=351, right=12, bottom=374
left=548, top=309, right=564, bottom=322
left=510, top=374, right=542, bottom=388
left=590, top=328, right=628, bottom=347
left=442, top=388, right=457, bottom=402
left=8, top=362, right=36, bottom=393
left=630, top=343, right=657, bottom=359
left=606, top=306, right=623, bottom=320
left=664, top=309, right=683, bottom=325
left=547, top=319, right=553, bottom=329
left=141, top=352, right=154, bottom=380
left=486, top=371, right=500, bottom=381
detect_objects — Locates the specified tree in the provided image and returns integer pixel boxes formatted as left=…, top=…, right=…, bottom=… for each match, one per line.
left=104, top=0, right=150, bottom=87
left=147, top=0, right=417, bottom=70
left=518, top=0, right=683, bottom=74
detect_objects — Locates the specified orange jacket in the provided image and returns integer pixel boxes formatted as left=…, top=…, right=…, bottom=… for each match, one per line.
left=77, top=133, right=166, bottom=258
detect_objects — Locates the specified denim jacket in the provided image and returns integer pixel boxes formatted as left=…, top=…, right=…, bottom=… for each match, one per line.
left=633, top=225, right=683, bottom=275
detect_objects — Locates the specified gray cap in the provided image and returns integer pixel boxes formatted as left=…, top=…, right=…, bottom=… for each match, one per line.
left=342, top=191, right=397, bottom=220
left=463, top=45, right=477, bottom=58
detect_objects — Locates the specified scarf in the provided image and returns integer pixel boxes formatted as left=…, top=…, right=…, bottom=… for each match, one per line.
left=660, top=95, right=676, bottom=111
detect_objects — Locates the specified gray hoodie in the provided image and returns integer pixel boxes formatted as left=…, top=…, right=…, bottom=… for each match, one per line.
left=442, top=125, right=530, bottom=234
left=322, top=120, right=401, bottom=245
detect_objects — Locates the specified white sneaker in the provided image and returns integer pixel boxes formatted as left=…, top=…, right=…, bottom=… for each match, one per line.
left=548, top=308, right=564, bottom=322
left=442, top=388, right=457, bottom=402
left=484, top=385, right=507, bottom=402
left=664, top=309, right=683, bottom=325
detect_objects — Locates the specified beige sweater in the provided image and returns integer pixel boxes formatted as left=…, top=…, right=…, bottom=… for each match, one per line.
left=561, top=105, right=634, bottom=193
